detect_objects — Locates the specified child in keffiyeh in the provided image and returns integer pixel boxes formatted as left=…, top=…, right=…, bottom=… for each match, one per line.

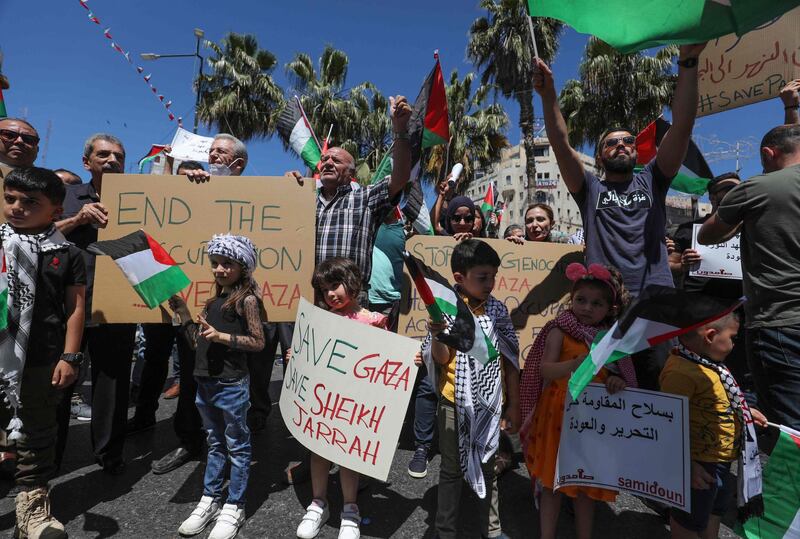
left=1, top=167, right=86, bottom=539
left=660, top=299, right=767, bottom=537
left=422, top=239, right=520, bottom=539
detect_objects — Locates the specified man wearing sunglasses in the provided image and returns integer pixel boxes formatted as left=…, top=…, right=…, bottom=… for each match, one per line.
left=0, top=118, right=40, bottom=170
left=533, top=43, right=706, bottom=389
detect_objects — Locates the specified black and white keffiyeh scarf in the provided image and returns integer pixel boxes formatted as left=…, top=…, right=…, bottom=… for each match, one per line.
left=676, top=344, right=763, bottom=521
left=206, top=234, right=257, bottom=272
left=422, top=295, right=520, bottom=499
left=0, top=223, right=70, bottom=439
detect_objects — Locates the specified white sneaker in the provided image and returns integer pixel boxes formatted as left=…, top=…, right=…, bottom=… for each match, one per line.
left=178, top=496, right=220, bottom=536
left=296, top=500, right=329, bottom=539
left=338, top=504, right=361, bottom=539
left=208, top=503, right=245, bottom=539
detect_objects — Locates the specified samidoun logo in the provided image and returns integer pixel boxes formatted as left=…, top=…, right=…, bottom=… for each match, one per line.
left=617, top=476, right=684, bottom=506
left=596, top=189, right=652, bottom=210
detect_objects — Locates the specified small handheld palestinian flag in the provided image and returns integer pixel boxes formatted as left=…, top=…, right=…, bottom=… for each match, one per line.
left=568, top=285, right=744, bottom=399
left=276, top=96, right=322, bottom=172
left=480, top=183, right=496, bottom=218
left=742, top=424, right=800, bottom=539
left=403, top=251, right=498, bottom=365
left=636, top=117, right=713, bottom=195
left=88, top=230, right=190, bottom=309
left=137, top=144, right=166, bottom=173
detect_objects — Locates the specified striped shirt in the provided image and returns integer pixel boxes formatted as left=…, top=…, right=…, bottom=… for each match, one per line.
left=316, top=178, right=397, bottom=286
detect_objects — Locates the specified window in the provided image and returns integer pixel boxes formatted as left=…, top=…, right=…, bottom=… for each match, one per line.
left=519, top=209, right=524, bottom=217
left=505, top=175, right=512, bottom=185
left=543, top=172, right=550, bottom=179
left=533, top=147, right=550, bottom=157
left=536, top=173, right=542, bottom=179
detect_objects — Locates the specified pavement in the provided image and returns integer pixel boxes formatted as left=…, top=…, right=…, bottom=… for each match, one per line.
left=0, top=366, right=743, bottom=538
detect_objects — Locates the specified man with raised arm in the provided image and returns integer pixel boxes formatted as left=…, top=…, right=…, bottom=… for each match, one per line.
left=532, top=43, right=706, bottom=389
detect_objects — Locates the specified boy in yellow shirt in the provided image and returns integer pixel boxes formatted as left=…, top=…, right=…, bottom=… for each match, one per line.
left=660, top=306, right=767, bottom=539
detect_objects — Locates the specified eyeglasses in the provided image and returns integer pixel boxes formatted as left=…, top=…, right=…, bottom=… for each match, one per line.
left=604, top=135, right=636, bottom=148
left=0, top=129, right=40, bottom=147
left=450, top=214, right=475, bottom=223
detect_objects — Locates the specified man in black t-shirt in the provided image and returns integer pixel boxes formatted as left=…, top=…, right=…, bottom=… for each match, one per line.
left=56, top=133, right=135, bottom=476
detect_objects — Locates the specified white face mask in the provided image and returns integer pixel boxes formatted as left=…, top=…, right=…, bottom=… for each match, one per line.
left=208, top=158, right=241, bottom=177
left=209, top=162, right=232, bottom=176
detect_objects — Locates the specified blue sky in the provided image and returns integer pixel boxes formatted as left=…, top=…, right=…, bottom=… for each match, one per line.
left=0, top=0, right=784, bottom=182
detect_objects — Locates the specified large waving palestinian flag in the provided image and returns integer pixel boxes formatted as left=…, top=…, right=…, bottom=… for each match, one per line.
left=528, top=0, right=800, bottom=54
left=742, top=425, right=800, bottom=539
left=636, top=117, right=714, bottom=195
left=88, top=230, right=191, bottom=309
left=568, top=286, right=744, bottom=399
left=403, top=251, right=498, bottom=365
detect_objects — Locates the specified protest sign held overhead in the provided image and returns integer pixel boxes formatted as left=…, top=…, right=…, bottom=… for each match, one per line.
left=280, top=298, right=419, bottom=481
left=697, top=6, right=800, bottom=117
left=166, top=127, right=214, bottom=162
left=399, top=236, right=583, bottom=363
left=90, top=174, right=315, bottom=323
left=556, top=384, right=690, bottom=510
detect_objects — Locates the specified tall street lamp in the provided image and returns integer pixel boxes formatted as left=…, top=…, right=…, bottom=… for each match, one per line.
left=141, top=28, right=205, bottom=133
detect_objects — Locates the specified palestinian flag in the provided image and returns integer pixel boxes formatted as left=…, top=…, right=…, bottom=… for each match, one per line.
left=137, top=144, right=166, bottom=173
left=0, top=87, right=7, bottom=119
left=481, top=182, right=496, bottom=216
left=277, top=97, right=321, bottom=171
left=403, top=251, right=499, bottom=365
left=568, top=285, right=744, bottom=399
left=399, top=51, right=450, bottom=236
left=528, top=0, right=800, bottom=54
left=495, top=200, right=505, bottom=225
left=88, top=230, right=190, bottom=309
left=636, top=117, right=713, bottom=195
left=742, top=425, right=800, bottom=539
left=0, top=250, right=7, bottom=331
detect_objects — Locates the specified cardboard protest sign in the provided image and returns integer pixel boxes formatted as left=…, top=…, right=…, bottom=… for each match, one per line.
left=0, top=164, right=12, bottom=179
left=91, top=174, right=315, bottom=323
left=398, top=236, right=583, bottom=364
left=556, top=384, right=690, bottom=510
left=697, top=6, right=800, bottom=117
left=280, top=298, right=419, bottom=481
left=690, top=224, right=742, bottom=280
left=167, top=127, right=214, bottom=162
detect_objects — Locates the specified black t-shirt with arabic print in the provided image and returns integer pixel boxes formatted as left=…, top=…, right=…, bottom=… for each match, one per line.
left=572, top=160, right=673, bottom=297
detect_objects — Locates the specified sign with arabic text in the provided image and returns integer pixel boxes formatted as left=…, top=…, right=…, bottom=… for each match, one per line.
left=689, top=224, right=742, bottom=280
left=555, top=384, right=690, bottom=510
left=280, top=298, right=420, bottom=481
left=167, top=127, right=214, bottom=162
left=697, top=6, right=800, bottom=117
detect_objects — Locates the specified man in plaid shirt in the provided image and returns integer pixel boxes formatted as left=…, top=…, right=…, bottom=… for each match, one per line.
left=288, top=95, right=412, bottom=293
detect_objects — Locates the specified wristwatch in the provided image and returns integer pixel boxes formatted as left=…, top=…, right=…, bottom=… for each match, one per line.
left=677, top=57, right=698, bottom=68
left=60, top=352, right=84, bottom=367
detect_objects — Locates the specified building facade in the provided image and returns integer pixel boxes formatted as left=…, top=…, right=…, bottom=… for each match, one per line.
left=465, top=137, right=595, bottom=240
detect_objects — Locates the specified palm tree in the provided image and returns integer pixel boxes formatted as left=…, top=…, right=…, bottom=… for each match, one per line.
left=285, top=45, right=362, bottom=147
left=467, top=0, right=563, bottom=183
left=196, top=33, right=284, bottom=141
left=559, top=38, right=677, bottom=149
left=426, top=70, right=510, bottom=192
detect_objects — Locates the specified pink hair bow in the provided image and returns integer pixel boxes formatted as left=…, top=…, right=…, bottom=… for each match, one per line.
left=566, top=262, right=612, bottom=284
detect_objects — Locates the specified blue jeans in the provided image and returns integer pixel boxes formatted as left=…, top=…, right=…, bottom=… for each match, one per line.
left=746, top=325, right=800, bottom=430
left=195, top=375, right=251, bottom=505
left=413, top=365, right=438, bottom=449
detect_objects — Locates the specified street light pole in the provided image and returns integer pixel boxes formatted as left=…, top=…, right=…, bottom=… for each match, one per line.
left=140, top=28, right=205, bottom=134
